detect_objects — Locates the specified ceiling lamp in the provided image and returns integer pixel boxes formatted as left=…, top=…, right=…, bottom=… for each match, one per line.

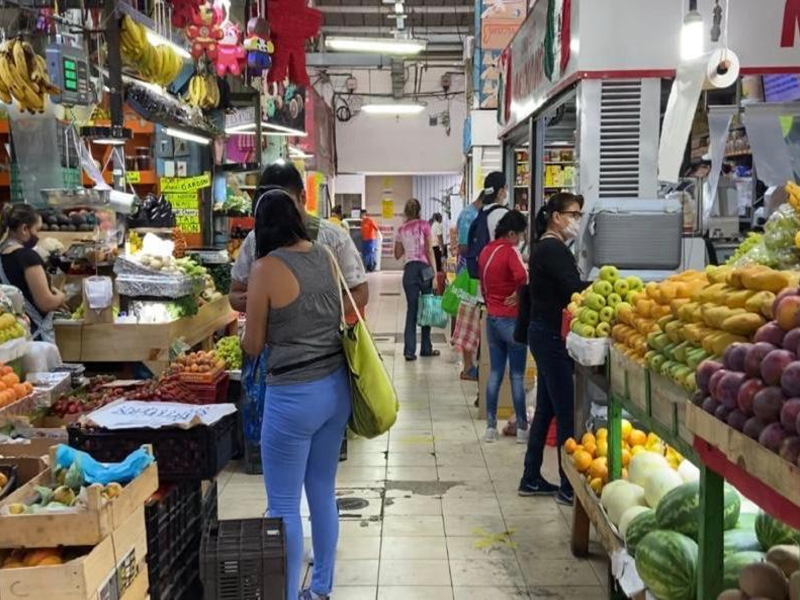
left=164, top=127, right=212, bottom=145
left=680, top=0, right=704, bottom=61
left=226, top=122, right=307, bottom=137
left=81, top=125, right=133, bottom=146
left=362, top=103, right=425, bottom=116
left=325, top=36, right=426, bottom=56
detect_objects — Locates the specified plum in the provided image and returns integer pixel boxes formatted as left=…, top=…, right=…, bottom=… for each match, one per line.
left=727, top=409, right=749, bottom=432
left=709, top=369, right=729, bottom=400
left=781, top=398, right=800, bottom=432
left=697, top=360, right=724, bottom=395
left=755, top=323, right=785, bottom=347
left=745, top=343, right=777, bottom=379
left=783, top=328, right=800, bottom=354
left=782, top=363, right=800, bottom=397
left=743, top=417, right=768, bottom=440
left=753, top=386, right=786, bottom=423
left=715, top=404, right=733, bottom=423
left=702, top=396, right=721, bottom=415
left=779, top=436, right=800, bottom=463
left=716, top=371, right=747, bottom=408
left=759, top=422, right=788, bottom=452
left=723, top=344, right=750, bottom=372
left=761, top=349, right=796, bottom=386
left=738, top=378, right=765, bottom=416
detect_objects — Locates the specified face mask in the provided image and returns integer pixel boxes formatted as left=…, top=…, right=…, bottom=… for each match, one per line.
left=563, top=219, right=580, bottom=240
left=23, top=235, right=38, bottom=249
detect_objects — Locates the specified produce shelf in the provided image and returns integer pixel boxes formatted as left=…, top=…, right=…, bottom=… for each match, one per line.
left=685, top=401, right=800, bottom=529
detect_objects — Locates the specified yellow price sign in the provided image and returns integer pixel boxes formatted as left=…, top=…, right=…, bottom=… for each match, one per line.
left=160, top=172, right=211, bottom=193
left=126, top=171, right=141, bottom=184
left=382, top=198, right=394, bottom=219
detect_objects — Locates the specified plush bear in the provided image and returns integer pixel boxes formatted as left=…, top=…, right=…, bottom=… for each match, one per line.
left=214, top=20, right=246, bottom=77
left=186, top=2, right=223, bottom=61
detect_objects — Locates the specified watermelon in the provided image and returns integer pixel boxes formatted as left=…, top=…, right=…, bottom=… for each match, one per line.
left=723, top=551, right=765, bottom=589
left=625, top=509, right=657, bottom=557
left=736, top=512, right=757, bottom=530
left=723, top=528, right=762, bottom=556
left=755, top=511, right=800, bottom=550
left=635, top=530, right=698, bottom=600
left=655, top=481, right=741, bottom=539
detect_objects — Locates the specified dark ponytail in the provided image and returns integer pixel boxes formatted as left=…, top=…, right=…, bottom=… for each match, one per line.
left=0, top=203, right=38, bottom=241
left=534, top=192, right=584, bottom=240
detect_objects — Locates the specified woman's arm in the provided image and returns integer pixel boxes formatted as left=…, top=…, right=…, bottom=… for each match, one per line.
left=24, top=265, right=65, bottom=313
left=394, top=240, right=404, bottom=261
left=242, top=258, right=272, bottom=357
left=426, top=235, right=437, bottom=272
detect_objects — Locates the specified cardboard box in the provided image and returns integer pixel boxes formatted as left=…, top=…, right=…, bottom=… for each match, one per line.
left=0, top=506, right=149, bottom=600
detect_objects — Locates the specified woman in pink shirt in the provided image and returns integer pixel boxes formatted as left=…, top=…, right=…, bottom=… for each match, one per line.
left=478, top=210, right=529, bottom=443
left=395, top=198, right=439, bottom=361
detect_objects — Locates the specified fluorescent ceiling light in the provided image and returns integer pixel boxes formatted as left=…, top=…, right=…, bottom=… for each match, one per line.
left=362, top=103, right=425, bottom=115
left=289, top=145, right=314, bottom=159
left=325, top=36, right=426, bottom=56
left=145, top=30, right=191, bottom=59
left=680, top=9, right=704, bottom=61
left=165, top=127, right=211, bottom=145
left=394, top=2, right=404, bottom=14
left=225, top=122, right=307, bottom=137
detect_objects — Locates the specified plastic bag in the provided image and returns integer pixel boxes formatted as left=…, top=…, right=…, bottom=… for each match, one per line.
left=418, top=294, right=448, bottom=328
left=242, top=347, right=269, bottom=444
left=55, top=444, right=153, bottom=485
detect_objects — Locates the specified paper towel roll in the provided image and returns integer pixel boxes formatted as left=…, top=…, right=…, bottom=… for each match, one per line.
left=704, top=48, right=740, bottom=90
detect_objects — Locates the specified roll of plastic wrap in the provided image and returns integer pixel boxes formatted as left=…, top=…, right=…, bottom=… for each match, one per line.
left=704, top=48, right=740, bottom=90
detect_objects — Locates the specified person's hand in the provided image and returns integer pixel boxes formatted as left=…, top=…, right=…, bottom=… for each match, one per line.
left=504, top=292, right=518, bottom=307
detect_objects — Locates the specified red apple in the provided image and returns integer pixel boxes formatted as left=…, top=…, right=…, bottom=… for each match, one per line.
left=737, top=378, right=765, bottom=416
left=754, top=323, right=785, bottom=347
left=723, top=344, right=750, bottom=372
left=697, top=360, right=724, bottom=395
left=745, top=343, right=777, bottom=379
left=753, top=386, right=786, bottom=423
left=759, top=422, right=788, bottom=452
left=716, top=371, right=747, bottom=408
left=761, top=349, right=796, bottom=386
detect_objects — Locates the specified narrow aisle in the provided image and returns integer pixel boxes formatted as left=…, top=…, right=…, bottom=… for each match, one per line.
left=219, top=272, right=609, bottom=600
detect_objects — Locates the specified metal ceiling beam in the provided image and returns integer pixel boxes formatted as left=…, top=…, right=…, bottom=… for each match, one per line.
left=306, top=53, right=465, bottom=68
left=322, top=26, right=467, bottom=35
left=316, top=6, right=473, bottom=14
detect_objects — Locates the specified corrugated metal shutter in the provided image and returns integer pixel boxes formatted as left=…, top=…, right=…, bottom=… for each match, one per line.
left=599, top=80, right=643, bottom=198
left=481, top=146, right=502, bottom=176
left=413, top=174, right=462, bottom=229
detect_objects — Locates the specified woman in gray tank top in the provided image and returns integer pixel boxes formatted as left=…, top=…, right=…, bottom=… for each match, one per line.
left=242, top=189, right=350, bottom=600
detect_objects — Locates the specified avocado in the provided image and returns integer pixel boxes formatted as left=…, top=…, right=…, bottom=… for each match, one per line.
left=70, top=213, right=86, bottom=225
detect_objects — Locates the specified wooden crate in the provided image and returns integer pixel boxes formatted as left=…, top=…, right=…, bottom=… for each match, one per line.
left=0, top=449, right=158, bottom=548
left=649, top=373, right=685, bottom=434
left=627, top=360, right=648, bottom=411
left=0, top=506, right=148, bottom=600
left=0, top=438, right=56, bottom=459
left=0, top=457, right=47, bottom=487
left=609, top=346, right=628, bottom=400
left=675, top=399, right=692, bottom=446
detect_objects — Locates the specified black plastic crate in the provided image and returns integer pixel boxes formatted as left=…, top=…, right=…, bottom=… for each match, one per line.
left=201, top=480, right=218, bottom=526
left=152, top=532, right=201, bottom=600
left=67, top=414, right=237, bottom=480
left=243, top=440, right=262, bottom=475
left=201, top=519, right=285, bottom=600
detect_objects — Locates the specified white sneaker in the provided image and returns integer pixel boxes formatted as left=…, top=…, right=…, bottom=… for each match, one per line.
left=516, top=427, right=530, bottom=444
left=484, top=427, right=498, bottom=443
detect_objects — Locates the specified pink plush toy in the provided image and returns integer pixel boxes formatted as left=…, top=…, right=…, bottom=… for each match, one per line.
left=214, top=20, right=246, bottom=77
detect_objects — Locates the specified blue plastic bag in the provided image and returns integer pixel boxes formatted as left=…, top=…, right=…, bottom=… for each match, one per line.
left=242, top=347, right=269, bottom=444
left=55, top=444, right=153, bottom=485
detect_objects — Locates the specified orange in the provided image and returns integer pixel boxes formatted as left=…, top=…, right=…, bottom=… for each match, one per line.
left=583, top=441, right=597, bottom=458
left=621, top=419, right=633, bottom=441
left=621, top=468, right=628, bottom=480
left=596, top=438, right=608, bottom=458
left=1, top=373, right=19, bottom=387
left=621, top=448, right=632, bottom=467
left=564, top=438, right=578, bottom=454
left=595, top=427, right=608, bottom=440
left=573, top=450, right=592, bottom=473
left=12, top=384, right=26, bottom=400
left=589, top=478, right=603, bottom=496
left=630, top=445, right=647, bottom=456
left=589, top=457, right=609, bottom=482
left=581, top=432, right=596, bottom=447
left=22, top=382, right=32, bottom=395
left=628, top=429, right=647, bottom=447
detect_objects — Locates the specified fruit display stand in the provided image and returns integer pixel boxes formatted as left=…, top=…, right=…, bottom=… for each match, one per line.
left=53, top=295, right=236, bottom=375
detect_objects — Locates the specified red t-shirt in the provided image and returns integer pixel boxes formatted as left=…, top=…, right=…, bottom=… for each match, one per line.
left=361, top=217, right=379, bottom=241
left=478, top=239, right=528, bottom=318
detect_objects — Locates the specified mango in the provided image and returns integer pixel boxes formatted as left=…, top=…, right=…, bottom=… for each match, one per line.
left=745, top=290, right=776, bottom=315
left=742, top=269, right=791, bottom=293
left=721, top=312, right=767, bottom=337
left=725, top=289, right=757, bottom=309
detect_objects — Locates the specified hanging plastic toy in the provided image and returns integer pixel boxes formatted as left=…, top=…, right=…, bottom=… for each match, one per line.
left=186, top=2, right=223, bottom=61
left=244, top=16, right=273, bottom=76
left=214, top=20, right=246, bottom=77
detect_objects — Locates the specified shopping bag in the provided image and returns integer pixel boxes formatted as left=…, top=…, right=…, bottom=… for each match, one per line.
left=325, top=248, right=398, bottom=439
left=418, top=294, right=448, bottom=329
left=242, top=347, right=269, bottom=444
left=451, top=302, right=482, bottom=353
left=441, top=269, right=479, bottom=316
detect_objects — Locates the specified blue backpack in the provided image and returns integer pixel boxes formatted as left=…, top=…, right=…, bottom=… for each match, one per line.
left=465, top=205, right=504, bottom=278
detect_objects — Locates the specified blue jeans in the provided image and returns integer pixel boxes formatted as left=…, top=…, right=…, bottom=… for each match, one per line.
left=485, top=316, right=528, bottom=429
left=261, top=366, right=351, bottom=598
left=402, top=261, right=433, bottom=358
left=362, top=239, right=377, bottom=272
left=522, top=318, right=575, bottom=492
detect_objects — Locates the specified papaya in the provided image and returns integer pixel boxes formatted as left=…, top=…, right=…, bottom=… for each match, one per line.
left=711, top=333, right=750, bottom=356
left=721, top=312, right=766, bottom=337
left=665, top=320, right=684, bottom=344
left=677, top=301, right=698, bottom=322
left=745, top=290, right=776, bottom=315
left=730, top=265, right=770, bottom=289
left=725, top=289, right=757, bottom=309
left=696, top=283, right=728, bottom=304
left=741, top=269, right=791, bottom=293
left=706, top=265, right=733, bottom=285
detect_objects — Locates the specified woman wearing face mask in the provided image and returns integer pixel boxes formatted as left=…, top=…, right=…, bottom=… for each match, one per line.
left=518, top=193, right=587, bottom=506
left=0, top=204, right=64, bottom=342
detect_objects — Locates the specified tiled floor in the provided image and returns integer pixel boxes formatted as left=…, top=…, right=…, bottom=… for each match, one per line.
left=218, top=272, right=609, bottom=599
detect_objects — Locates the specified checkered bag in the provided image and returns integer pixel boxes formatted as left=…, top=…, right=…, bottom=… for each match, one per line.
left=451, top=302, right=481, bottom=353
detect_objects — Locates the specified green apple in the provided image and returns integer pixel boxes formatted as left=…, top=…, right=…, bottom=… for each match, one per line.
left=582, top=309, right=599, bottom=326
left=596, top=322, right=611, bottom=338
left=613, top=279, right=629, bottom=297
left=570, top=319, right=582, bottom=333
left=626, top=290, right=641, bottom=305
left=599, top=306, right=615, bottom=323
left=599, top=265, right=620, bottom=284
left=585, top=292, right=606, bottom=311
left=593, top=280, right=613, bottom=297
left=626, top=276, right=644, bottom=292
left=580, top=324, right=596, bottom=338
left=607, top=293, right=622, bottom=308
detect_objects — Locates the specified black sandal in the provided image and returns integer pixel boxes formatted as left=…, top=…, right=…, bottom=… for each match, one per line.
left=420, top=350, right=441, bottom=357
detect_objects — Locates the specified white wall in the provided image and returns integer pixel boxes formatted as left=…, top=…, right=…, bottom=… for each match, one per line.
left=333, top=174, right=366, bottom=197
left=334, top=68, right=467, bottom=174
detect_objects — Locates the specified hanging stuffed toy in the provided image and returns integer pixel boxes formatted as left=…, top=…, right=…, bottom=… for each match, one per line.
left=267, top=0, right=322, bottom=86
left=171, top=0, right=202, bottom=29
left=186, top=2, right=223, bottom=61
left=214, top=20, right=246, bottom=77
left=244, top=16, right=273, bottom=76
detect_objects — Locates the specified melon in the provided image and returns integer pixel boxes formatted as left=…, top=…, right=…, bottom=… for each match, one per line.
left=628, top=452, right=670, bottom=487
left=723, top=551, right=766, bottom=589
left=755, top=511, right=800, bottom=550
left=601, top=480, right=631, bottom=510
left=635, top=530, right=698, bottom=600
left=619, top=505, right=652, bottom=539
left=656, top=481, right=741, bottom=540
left=625, top=509, right=657, bottom=558
left=677, top=460, right=700, bottom=483
left=606, top=483, right=647, bottom=526
left=643, top=468, right=683, bottom=508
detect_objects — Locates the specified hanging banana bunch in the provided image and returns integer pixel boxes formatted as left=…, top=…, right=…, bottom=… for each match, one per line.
left=120, top=15, right=184, bottom=87
left=186, top=71, right=220, bottom=111
left=0, top=38, right=60, bottom=114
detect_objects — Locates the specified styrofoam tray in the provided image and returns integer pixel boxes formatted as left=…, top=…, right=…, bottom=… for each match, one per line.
left=566, top=333, right=609, bottom=367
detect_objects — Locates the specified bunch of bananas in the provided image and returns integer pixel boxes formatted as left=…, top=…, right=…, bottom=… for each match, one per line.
left=186, top=74, right=219, bottom=110
left=120, top=15, right=183, bottom=87
left=0, top=39, right=60, bottom=113
left=787, top=180, right=800, bottom=212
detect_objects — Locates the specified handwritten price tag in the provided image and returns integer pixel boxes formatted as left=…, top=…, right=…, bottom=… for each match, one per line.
left=160, top=172, right=211, bottom=193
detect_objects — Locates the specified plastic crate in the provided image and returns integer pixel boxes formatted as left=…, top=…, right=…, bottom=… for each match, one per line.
left=242, top=441, right=262, bottom=475
left=151, top=532, right=201, bottom=600
left=67, top=413, right=237, bottom=480
left=184, top=371, right=230, bottom=404
left=201, top=480, right=218, bottom=526
left=201, top=519, right=286, bottom=600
